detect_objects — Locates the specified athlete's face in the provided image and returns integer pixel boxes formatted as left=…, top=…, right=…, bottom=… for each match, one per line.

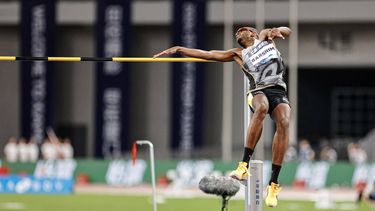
left=235, top=27, right=258, bottom=47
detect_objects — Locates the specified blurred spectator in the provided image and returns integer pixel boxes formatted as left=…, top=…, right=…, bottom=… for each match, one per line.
left=60, top=138, right=73, bottom=159
left=41, top=138, right=58, bottom=160
left=363, top=180, right=375, bottom=204
left=298, top=138, right=315, bottom=161
left=319, top=145, right=337, bottom=163
left=4, top=137, right=18, bottom=162
left=358, top=127, right=375, bottom=163
left=18, top=138, right=28, bottom=162
left=347, top=143, right=355, bottom=162
left=27, top=138, right=39, bottom=162
left=347, top=143, right=367, bottom=164
left=284, top=145, right=298, bottom=162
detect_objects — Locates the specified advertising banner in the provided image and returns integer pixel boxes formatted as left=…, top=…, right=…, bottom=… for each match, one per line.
left=20, top=0, right=56, bottom=143
left=95, top=0, right=131, bottom=158
left=0, top=175, right=74, bottom=194
left=171, top=0, right=206, bottom=154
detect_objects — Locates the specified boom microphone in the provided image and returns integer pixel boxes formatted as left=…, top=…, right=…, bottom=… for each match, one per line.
left=199, top=175, right=241, bottom=211
left=199, top=175, right=240, bottom=197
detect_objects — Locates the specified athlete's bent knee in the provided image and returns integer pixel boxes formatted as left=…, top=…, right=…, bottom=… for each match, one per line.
left=254, top=103, right=268, bottom=119
left=276, top=117, right=289, bottom=133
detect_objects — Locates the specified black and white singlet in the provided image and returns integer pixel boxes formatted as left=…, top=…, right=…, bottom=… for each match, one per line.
left=241, top=39, right=287, bottom=92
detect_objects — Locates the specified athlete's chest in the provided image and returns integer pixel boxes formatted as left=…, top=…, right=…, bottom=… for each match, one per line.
left=242, top=40, right=280, bottom=68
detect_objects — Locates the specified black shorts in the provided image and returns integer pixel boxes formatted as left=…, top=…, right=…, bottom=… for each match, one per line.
left=248, top=86, right=290, bottom=115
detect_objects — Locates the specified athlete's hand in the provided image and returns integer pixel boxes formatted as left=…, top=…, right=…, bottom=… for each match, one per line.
left=153, top=46, right=180, bottom=58
left=267, top=28, right=285, bottom=41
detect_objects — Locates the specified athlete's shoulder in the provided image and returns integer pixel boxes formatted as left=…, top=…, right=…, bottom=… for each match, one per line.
left=229, top=48, right=242, bottom=53
left=254, top=39, right=263, bottom=45
left=228, top=48, right=243, bottom=57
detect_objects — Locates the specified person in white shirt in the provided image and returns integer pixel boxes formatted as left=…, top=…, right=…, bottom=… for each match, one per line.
left=4, top=137, right=18, bottom=162
left=41, top=138, right=58, bottom=160
left=27, top=138, right=39, bottom=162
left=319, top=145, right=337, bottom=163
left=284, top=145, right=298, bottom=162
left=298, top=139, right=315, bottom=161
left=60, top=138, right=74, bottom=159
left=347, top=143, right=368, bottom=165
left=18, top=138, right=29, bottom=162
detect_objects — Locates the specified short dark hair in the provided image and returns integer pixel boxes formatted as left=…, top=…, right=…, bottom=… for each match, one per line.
left=236, top=27, right=258, bottom=35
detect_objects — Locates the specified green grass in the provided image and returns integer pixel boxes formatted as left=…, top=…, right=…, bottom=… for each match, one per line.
left=0, top=194, right=371, bottom=211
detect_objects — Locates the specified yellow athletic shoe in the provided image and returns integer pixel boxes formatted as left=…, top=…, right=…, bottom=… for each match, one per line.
left=229, top=162, right=250, bottom=181
left=265, top=182, right=282, bottom=207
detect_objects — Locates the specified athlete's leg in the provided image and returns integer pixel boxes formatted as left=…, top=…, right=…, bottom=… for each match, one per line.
left=230, top=94, right=269, bottom=180
left=265, top=103, right=290, bottom=207
left=245, top=93, right=269, bottom=151
left=271, top=103, right=290, bottom=167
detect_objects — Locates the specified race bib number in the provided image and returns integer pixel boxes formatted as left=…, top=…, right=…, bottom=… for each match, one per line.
left=250, top=42, right=278, bottom=67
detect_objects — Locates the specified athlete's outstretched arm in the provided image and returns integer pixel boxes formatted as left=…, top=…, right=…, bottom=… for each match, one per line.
left=153, top=46, right=239, bottom=62
left=259, top=27, right=292, bottom=41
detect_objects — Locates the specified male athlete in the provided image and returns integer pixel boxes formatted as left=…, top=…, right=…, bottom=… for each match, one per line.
left=154, top=26, right=291, bottom=207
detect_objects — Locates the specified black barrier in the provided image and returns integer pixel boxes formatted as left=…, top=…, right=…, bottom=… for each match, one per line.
left=20, top=0, right=56, bottom=144
left=171, top=0, right=206, bottom=155
left=95, top=0, right=131, bottom=158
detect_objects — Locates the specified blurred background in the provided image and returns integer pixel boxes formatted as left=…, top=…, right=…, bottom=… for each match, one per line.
left=0, top=0, right=374, bottom=210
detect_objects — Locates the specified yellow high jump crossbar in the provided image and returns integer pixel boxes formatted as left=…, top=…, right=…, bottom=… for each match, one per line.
left=0, top=56, right=213, bottom=62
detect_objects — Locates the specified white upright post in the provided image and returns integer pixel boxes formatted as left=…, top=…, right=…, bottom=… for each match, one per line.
left=136, top=140, right=157, bottom=211
left=249, top=160, right=264, bottom=211
left=289, top=0, right=299, bottom=145
left=244, top=160, right=264, bottom=211
left=244, top=52, right=251, bottom=211
left=222, top=0, right=234, bottom=162
left=245, top=172, right=251, bottom=211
